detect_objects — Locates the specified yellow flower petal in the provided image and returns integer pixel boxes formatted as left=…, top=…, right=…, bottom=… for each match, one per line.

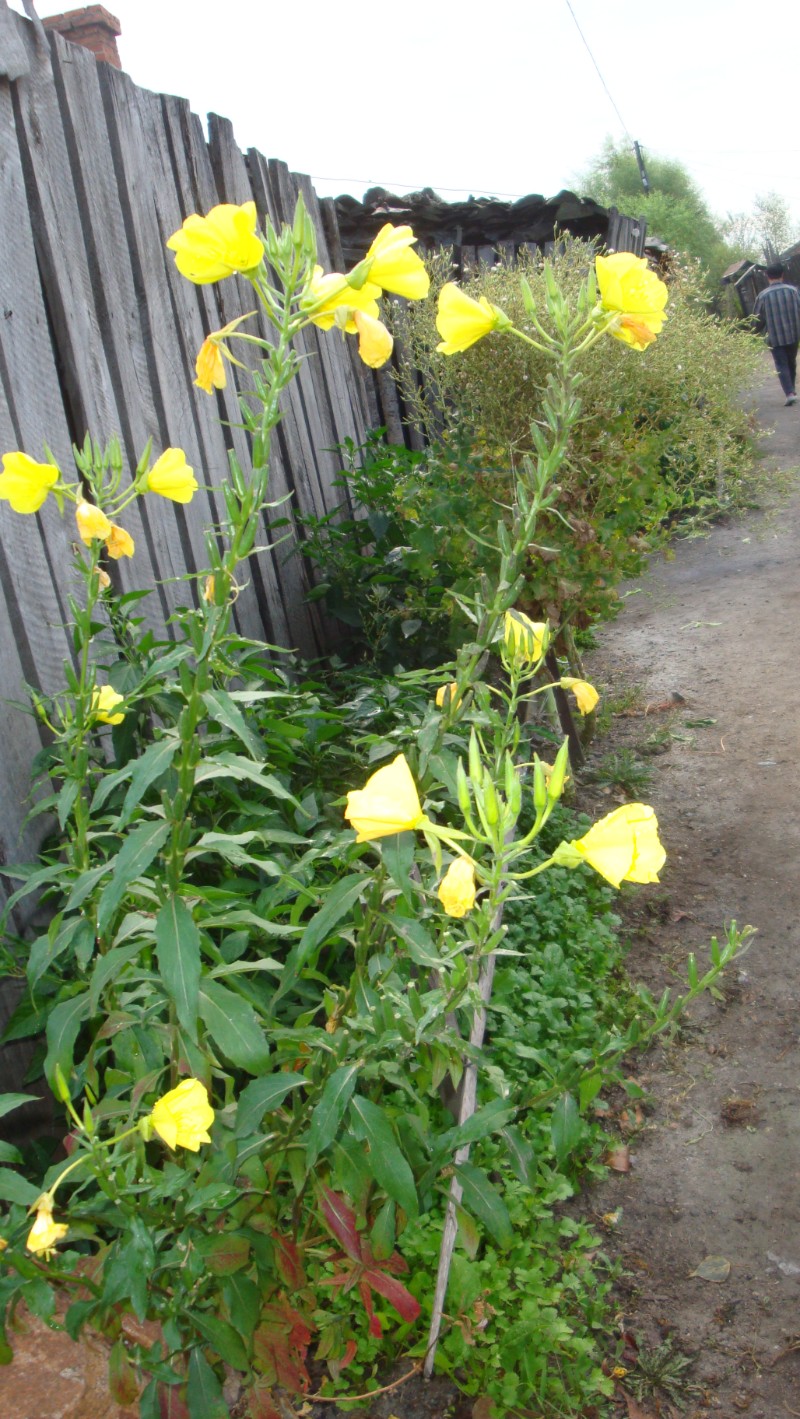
left=0, top=452, right=59, bottom=514
left=75, top=500, right=112, bottom=545
left=105, top=523, right=135, bottom=559
left=344, top=753, right=424, bottom=842
left=91, top=685, right=125, bottom=725
left=302, top=266, right=381, bottom=331
left=166, top=202, right=264, bottom=285
left=26, top=1201, right=68, bottom=1259
left=569, top=803, right=666, bottom=888
left=145, top=449, right=198, bottom=504
left=149, top=1078, right=215, bottom=1152
left=595, top=253, right=668, bottom=349
left=437, top=856, right=476, bottom=918
left=503, top=610, right=548, bottom=667
left=436, top=283, right=509, bottom=355
left=195, top=338, right=227, bottom=394
left=361, top=224, right=430, bottom=300
left=560, top=677, right=600, bottom=714
left=353, top=310, right=393, bottom=369
left=435, top=682, right=461, bottom=709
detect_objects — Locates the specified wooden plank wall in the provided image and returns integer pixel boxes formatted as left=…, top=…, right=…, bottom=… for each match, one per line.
left=0, top=7, right=375, bottom=914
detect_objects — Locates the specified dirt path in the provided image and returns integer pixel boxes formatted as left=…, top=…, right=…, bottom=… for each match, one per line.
left=582, top=357, right=800, bottom=1418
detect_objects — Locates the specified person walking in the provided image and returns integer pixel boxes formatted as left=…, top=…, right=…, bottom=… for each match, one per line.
left=753, top=263, right=800, bottom=405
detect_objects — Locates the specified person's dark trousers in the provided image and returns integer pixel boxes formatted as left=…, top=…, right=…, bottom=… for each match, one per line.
left=770, top=341, right=798, bottom=397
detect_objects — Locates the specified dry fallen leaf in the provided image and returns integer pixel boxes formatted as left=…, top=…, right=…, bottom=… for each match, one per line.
left=690, top=1255, right=731, bottom=1282
left=606, top=1144, right=631, bottom=1172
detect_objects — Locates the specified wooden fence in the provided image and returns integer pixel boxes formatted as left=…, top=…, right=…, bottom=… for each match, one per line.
left=0, top=5, right=382, bottom=912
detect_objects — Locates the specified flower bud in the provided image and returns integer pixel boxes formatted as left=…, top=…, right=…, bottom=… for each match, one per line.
left=547, top=739, right=571, bottom=803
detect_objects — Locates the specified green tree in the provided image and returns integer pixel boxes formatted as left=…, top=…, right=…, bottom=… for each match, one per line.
left=579, top=138, right=736, bottom=289
left=722, top=192, right=798, bottom=262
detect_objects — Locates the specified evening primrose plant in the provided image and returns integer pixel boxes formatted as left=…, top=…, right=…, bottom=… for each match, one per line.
left=0, top=209, right=751, bottom=1419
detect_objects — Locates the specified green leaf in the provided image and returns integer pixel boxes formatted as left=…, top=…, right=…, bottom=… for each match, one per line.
left=109, top=1339, right=140, bottom=1406
left=203, top=688, right=264, bottom=761
left=89, top=942, right=145, bottom=1014
left=198, top=980, right=270, bottom=1074
left=439, top=1099, right=516, bottom=1154
left=28, top=918, right=95, bottom=991
left=191, top=1311, right=249, bottom=1371
left=65, top=864, right=110, bottom=912
left=222, top=1273, right=260, bottom=1337
left=306, top=1064, right=360, bottom=1168
left=0, top=1168, right=39, bottom=1205
left=186, top=1347, right=228, bottom=1419
left=271, top=874, right=364, bottom=1012
left=0, top=1093, right=39, bottom=1122
left=194, top=753, right=299, bottom=807
left=156, top=897, right=201, bottom=1039
left=349, top=1096, right=418, bottom=1218
left=499, top=1124, right=538, bottom=1190
left=43, top=991, right=91, bottom=1089
left=235, top=1074, right=306, bottom=1138
left=119, top=736, right=179, bottom=824
left=550, top=1091, right=583, bottom=1166
left=454, top=1161, right=513, bottom=1250
left=96, top=822, right=171, bottom=935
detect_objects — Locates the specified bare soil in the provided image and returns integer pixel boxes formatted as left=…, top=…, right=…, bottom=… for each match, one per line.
left=580, top=357, right=800, bottom=1418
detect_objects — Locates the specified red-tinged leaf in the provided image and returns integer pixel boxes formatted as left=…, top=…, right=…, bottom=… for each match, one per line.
left=252, top=1300, right=313, bottom=1395
left=108, top=1339, right=140, bottom=1405
left=158, top=1384, right=190, bottom=1419
left=362, top=1265, right=421, bottom=1325
left=245, top=1384, right=283, bottom=1419
left=341, top=1338, right=357, bottom=1370
left=271, top=1230, right=305, bottom=1288
left=606, top=1144, right=631, bottom=1172
left=320, top=1187, right=362, bottom=1261
left=359, top=1277, right=382, bottom=1337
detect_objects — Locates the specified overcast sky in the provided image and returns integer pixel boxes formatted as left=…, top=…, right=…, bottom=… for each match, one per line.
left=11, top=0, right=800, bottom=225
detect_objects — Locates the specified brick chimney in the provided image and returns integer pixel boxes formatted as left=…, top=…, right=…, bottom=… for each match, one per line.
left=42, top=6, right=122, bottom=69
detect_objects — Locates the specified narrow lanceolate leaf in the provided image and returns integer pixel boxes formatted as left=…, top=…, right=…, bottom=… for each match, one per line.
left=198, top=980, right=270, bottom=1074
left=156, top=896, right=201, bottom=1039
left=92, top=735, right=178, bottom=819
left=96, top=822, right=171, bottom=935
left=454, top=1161, right=514, bottom=1251
left=349, top=1096, right=418, bottom=1218
left=305, top=1064, right=360, bottom=1168
left=550, top=1091, right=582, bottom=1166
left=0, top=1093, right=39, bottom=1122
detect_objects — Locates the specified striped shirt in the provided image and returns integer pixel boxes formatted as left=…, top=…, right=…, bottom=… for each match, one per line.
left=753, top=281, right=800, bottom=347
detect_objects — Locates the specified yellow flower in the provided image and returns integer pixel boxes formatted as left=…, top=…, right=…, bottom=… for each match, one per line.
left=302, top=266, right=381, bottom=331
left=149, top=1078, right=215, bottom=1152
left=435, top=682, right=461, bottom=709
left=97, top=569, right=112, bottom=590
left=503, top=610, right=548, bottom=667
left=0, top=452, right=59, bottom=514
left=144, top=449, right=198, bottom=504
left=91, top=685, right=125, bottom=725
left=26, top=1199, right=68, bottom=1259
left=360, top=224, right=430, bottom=300
left=202, top=575, right=215, bottom=603
left=75, top=500, right=112, bottom=545
left=344, top=753, right=424, bottom=842
left=0, top=1236, right=8, bottom=1253
left=438, top=856, right=476, bottom=918
left=195, top=337, right=226, bottom=394
left=105, top=523, right=134, bottom=559
left=436, top=283, right=510, bottom=355
left=166, top=202, right=264, bottom=284
left=353, top=310, right=393, bottom=369
left=539, top=759, right=571, bottom=792
left=560, top=677, right=599, bottom=714
left=566, top=803, right=666, bottom=888
left=194, top=312, right=257, bottom=394
left=595, top=253, right=668, bottom=350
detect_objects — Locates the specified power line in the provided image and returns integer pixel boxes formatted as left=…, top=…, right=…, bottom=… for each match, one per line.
left=562, top=0, right=633, bottom=144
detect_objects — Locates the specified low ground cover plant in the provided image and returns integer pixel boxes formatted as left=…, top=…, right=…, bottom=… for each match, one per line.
left=0, top=204, right=751, bottom=1419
